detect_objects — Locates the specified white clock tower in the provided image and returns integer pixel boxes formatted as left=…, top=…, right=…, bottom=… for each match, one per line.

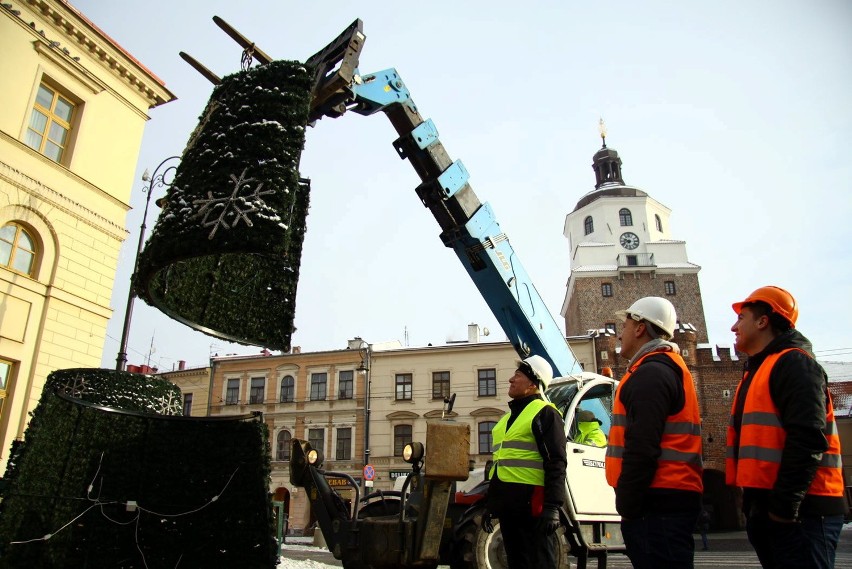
left=560, top=125, right=708, bottom=343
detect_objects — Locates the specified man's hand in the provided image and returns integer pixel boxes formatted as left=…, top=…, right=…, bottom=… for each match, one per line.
left=538, top=505, right=561, bottom=535
left=768, top=512, right=797, bottom=524
left=482, top=512, right=495, bottom=533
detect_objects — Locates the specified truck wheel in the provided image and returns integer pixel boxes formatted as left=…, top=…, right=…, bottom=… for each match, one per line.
left=451, top=512, right=571, bottom=569
left=451, top=512, right=507, bottom=569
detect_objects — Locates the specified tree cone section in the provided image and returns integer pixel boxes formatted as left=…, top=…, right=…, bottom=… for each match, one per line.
left=136, top=60, right=313, bottom=351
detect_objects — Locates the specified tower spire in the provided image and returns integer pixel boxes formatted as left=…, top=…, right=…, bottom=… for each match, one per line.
left=591, top=120, right=624, bottom=188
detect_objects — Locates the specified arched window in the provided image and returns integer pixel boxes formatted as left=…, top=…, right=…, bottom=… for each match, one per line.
left=583, top=216, right=594, bottom=235
left=655, top=214, right=663, bottom=232
left=619, top=208, right=633, bottom=226
left=277, top=430, right=292, bottom=461
left=279, top=375, right=294, bottom=402
left=0, top=223, right=36, bottom=276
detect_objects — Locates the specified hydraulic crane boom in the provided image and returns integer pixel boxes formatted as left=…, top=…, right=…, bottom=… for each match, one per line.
left=306, top=20, right=582, bottom=378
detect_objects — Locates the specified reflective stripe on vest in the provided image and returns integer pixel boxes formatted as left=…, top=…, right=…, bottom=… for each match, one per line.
left=605, top=350, right=703, bottom=492
left=490, top=399, right=555, bottom=486
left=725, top=348, right=844, bottom=497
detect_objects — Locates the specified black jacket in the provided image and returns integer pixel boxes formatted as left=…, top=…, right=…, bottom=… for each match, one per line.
left=486, top=394, right=567, bottom=518
left=615, top=352, right=701, bottom=519
left=733, top=329, right=848, bottom=519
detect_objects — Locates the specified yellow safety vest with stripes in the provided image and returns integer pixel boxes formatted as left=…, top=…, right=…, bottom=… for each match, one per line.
left=489, top=399, right=556, bottom=486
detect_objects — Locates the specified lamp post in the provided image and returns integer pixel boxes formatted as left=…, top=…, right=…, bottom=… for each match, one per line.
left=115, top=156, right=180, bottom=371
left=356, top=338, right=372, bottom=480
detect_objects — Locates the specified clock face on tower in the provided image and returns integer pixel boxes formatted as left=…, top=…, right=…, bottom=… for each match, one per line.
left=620, top=232, right=640, bottom=250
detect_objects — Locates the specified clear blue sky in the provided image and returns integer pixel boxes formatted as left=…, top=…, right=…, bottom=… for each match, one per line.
left=75, top=0, right=852, bottom=372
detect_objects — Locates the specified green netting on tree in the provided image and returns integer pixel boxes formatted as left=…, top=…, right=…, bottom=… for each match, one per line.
left=136, top=59, right=314, bottom=351
left=0, top=369, right=275, bottom=568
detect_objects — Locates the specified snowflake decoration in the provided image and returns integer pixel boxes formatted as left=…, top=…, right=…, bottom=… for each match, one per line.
left=150, top=390, right=183, bottom=416
left=192, top=168, right=276, bottom=239
left=60, top=374, right=90, bottom=398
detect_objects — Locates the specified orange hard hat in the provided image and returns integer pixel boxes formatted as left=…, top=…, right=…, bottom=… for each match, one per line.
left=732, top=285, right=798, bottom=327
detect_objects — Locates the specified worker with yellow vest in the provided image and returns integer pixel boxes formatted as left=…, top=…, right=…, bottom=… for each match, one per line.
left=727, top=286, right=847, bottom=569
left=485, top=355, right=567, bottom=569
left=605, top=297, right=703, bottom=569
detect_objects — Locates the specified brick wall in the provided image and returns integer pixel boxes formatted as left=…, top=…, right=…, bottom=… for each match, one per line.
left=566, top=273, right=708, bottom=343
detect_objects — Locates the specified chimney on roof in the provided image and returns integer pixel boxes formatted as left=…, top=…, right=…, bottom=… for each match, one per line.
left=468, top=324, right=479, bottom=343
left=178, top=360, right=186, bottom=371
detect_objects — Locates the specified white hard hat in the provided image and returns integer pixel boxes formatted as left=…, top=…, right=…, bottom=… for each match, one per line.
left=517, top=355, right=554, bottom=390
left=615, top=297, right=677, bottom=339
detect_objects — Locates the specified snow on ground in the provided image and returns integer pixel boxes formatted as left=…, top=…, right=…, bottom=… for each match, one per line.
left=275, top=537, right=452, bottom=568
left=276, top=537, right=337, bottom=569
left=277, top=557, right=338, bottom=569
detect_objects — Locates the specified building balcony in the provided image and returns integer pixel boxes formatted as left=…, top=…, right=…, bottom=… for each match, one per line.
left=617, top=253, right=656, bottom=273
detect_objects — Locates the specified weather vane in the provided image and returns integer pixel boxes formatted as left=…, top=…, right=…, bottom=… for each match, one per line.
left=598, top=117, right=607, bottom=148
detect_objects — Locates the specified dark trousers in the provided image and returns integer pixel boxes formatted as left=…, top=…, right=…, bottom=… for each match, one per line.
left=746, top=511, right=844, bottom=569
left=498, top=515, right=558, bottom=569
left=621, top=511, right=699, bottom=569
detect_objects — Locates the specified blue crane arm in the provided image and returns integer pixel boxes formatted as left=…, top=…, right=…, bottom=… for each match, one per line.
left=351, top=70, right=581, bottom=377
left=305, top=23, right=581, bottom=378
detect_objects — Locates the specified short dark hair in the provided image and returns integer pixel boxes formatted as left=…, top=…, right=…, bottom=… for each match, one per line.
left=743, top=301, right=792, bottom=334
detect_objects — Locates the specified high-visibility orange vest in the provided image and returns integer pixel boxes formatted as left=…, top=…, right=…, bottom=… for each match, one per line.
left=725, top=348, right=844, bottom=497
left=605, top=350, right=703, bottom=492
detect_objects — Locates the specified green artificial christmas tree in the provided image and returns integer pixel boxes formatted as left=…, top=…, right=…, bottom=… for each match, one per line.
left=136, top=59, right=313, bottom=351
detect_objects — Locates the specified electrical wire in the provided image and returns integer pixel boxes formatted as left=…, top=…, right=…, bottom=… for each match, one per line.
left=8, top=450, right=241, bottom=569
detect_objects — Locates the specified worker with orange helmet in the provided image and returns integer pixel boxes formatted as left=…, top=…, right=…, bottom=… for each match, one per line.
left=727, top=286, right=847, bottom=569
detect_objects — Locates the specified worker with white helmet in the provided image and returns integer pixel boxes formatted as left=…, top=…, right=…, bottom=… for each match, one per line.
left=605, top=297, right=703, bottom=569
left=485, top=355, right=567, bottom=568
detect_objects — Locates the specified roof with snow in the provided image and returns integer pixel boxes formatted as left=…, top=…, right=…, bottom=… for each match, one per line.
left=570, top=265, right=619, bottom=273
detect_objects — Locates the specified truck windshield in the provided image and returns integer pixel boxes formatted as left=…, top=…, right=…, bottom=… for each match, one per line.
left=547, top=382, right=579, bottom=416
left=547, top=381, right=614, bottom=437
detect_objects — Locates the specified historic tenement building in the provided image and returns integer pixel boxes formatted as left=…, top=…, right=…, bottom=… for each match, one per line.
left=164, top=330, right=598, bottom=532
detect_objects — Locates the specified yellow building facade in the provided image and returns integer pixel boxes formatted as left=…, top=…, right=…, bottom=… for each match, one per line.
left=0, top=1, right=174, bottom=469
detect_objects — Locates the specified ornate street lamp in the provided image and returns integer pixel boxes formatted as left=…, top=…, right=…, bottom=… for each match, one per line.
left=115, top=156, right=180, bottom=371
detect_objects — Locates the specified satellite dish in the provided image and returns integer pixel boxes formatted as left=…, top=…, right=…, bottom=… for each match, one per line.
left=482, top=327, right=490, bottom=336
